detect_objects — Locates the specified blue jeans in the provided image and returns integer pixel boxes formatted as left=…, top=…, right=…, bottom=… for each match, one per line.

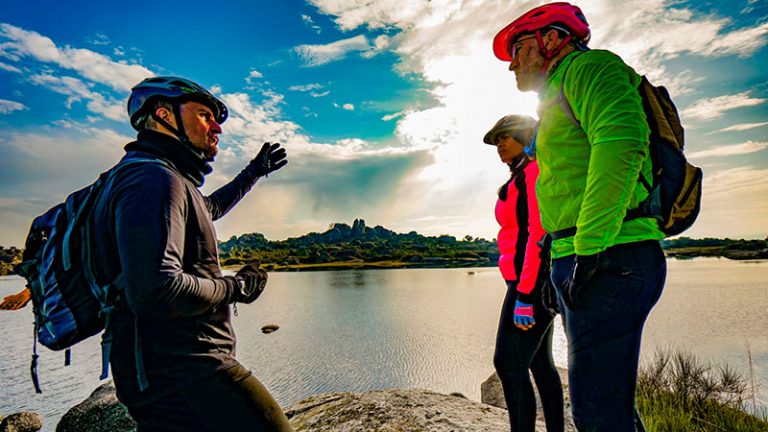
left=551, top=241, right=666, bottom=432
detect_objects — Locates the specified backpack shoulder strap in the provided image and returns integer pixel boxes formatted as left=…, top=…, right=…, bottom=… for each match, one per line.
left=556, top=51, right=588, bottom=128
left=548, top=52, right=657, bottom=241
left=83, top=156, right=171, bottom=387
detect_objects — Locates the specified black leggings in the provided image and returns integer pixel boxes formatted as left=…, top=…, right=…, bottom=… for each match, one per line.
left=494, top=281, right=564, bottom=432
left=127, top=363, right=294, bottom=432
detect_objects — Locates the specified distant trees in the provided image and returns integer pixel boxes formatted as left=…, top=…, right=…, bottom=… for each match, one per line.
left=216, top=219, right=497, bottom=268
left=0, top=246, right=22, bottom=275
left=2, top=228, right=764, bottom=275
left=662, top=237, right=768, bottom=260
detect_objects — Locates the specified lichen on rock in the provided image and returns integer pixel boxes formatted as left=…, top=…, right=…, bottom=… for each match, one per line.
left=285, top=388, right=510, bottom=431
left=0, top=411, right=43, bottom=432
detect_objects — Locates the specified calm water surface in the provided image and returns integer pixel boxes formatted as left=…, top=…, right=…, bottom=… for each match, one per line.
left=0, top=258, right=766, bottom=431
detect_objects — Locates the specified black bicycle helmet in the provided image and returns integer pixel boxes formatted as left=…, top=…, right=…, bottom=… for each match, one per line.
left=127, top=76, right=228, bottom=131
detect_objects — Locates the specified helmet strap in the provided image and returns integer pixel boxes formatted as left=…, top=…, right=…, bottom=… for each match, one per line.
left=150, top=102, right=191, bottom=145
left=535, top=30, right=573, bottom=73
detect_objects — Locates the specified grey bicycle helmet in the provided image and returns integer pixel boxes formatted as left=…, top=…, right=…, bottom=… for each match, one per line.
left=127, top=76, right=228, bottom=131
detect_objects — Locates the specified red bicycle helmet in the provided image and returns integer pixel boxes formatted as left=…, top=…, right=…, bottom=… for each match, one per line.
left=493, top=2, right=590, bottom=61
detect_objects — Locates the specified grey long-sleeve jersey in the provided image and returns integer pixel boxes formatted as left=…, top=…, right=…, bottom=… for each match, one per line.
left=90, top=130, right=262, bottom=407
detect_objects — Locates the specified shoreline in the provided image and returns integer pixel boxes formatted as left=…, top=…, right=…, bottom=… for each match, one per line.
left=2, top=253, right=765, bottom=277
left=223, top=252, right=767, bottom=273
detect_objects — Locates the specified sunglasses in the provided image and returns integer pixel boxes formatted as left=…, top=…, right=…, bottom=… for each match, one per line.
left=508, top=35, right=537, bottom=60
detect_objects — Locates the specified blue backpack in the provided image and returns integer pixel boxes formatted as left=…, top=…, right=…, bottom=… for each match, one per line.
left=16, top=158, right=164, bottom=393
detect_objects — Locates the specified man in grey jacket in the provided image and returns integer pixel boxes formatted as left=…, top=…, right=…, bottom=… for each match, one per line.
left=90, top=76, right=293, bottom=432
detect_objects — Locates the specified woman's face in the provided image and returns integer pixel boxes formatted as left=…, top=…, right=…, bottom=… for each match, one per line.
left=495, top=132, right=525, bottom=164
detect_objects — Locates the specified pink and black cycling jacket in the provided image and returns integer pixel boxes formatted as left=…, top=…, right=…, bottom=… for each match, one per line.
left=495, top=159, right=547, bottom=297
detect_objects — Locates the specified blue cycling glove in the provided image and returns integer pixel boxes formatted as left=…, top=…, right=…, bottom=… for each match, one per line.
left=513, top=300, right=535, bottom=329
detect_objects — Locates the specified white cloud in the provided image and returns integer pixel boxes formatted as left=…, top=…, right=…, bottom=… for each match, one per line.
left=0, top=23, right=153, bottom=91
left=310, top=90, right=330, bottom=98
left=87, top=33, right=111, bottom=46
left=245, top=69, right=264, bottom=86
left=302, top=106, right=319, bottom=118
left=309, top=0, right=455, bottom=31
left=0, top=99, right=26, bottom=114
left=563, top=2, right=768, bottom=75
left=0, top=124, right=132, bottom=246
left=700, top=22, right=768, bottom=58
left=298, top=0, right=768, bottom=240
left=217, top=89, right=383, bottom=161
left=0, top=61, right=22, bottom=72
left=361, top=35, right=391, bottom=58
left=2, top=2, right=767, bottom=243
left=302, top=14, right=322, bottom=34
left=196, top=87, right=430, bottom=242
left=294, top=34, right=373, bottom=66
left=372, top=35, right=391, bottom=51
left=289, top=83, right=323, bottom=92
left=645, top=69, right=704, bottom=98
left=29, top=73, right=125, bottom=121
left=0, top=83, right=423, bottom=246
left=688, top=141, right=768, bottom=159
left=716, top=122, right=768, bottom=133
left=683, top=167, right=768, bottom=239
left=382, top=111, right=405, bottom=121
left=681, top=92, right=766, bottom=121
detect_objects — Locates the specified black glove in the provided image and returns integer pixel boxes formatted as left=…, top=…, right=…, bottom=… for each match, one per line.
left=541, top=277, right=559, bottom=315
left=563, top=253, right=610, bottom=310
left=248, top=142, right=287, bottom=178
left=233, top=262, right=268, bottom=304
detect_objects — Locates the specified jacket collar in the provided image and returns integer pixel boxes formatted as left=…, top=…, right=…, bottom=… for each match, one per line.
left=125, top=130, right=213, bottom=187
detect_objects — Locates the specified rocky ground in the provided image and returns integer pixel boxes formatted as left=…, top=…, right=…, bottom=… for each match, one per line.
left=285, top=388, right=510, bottom=432
left=481, top=370, right=576, bottom=431
left=4, top=372, right=575, bottom=432
left=0, top=412, right=42, bottom=432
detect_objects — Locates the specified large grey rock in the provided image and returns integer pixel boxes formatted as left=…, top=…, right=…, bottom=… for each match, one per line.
left=481, top=370, right=576, bottom=431
left=58, top=378, right=576, bottom=431
left=480, top=372, right=507, bottom=409
left=0, top=411, right=42, bottom=432
left=286, top=388, right=510, bottom=431
left=56, top=382, right=136, bottom=432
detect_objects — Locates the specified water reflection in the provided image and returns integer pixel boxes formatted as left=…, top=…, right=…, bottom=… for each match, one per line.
left=327, top=269, right=378, bottom=289
left=1, top=259, right=766, bottom=431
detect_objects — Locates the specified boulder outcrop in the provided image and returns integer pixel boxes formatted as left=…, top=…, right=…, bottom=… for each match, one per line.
left=481, top=370, right=576, bottom=431
left=56, top=383, right=136, bottom=432
left=286, top=388, right=509, bottom=431
left=0, top=411, right=42, bottom=432
left=52, top=374, right=578, bottom=431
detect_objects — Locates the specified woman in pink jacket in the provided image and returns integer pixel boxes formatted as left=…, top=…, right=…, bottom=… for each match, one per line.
left=485, top=115, right=563, bottom=431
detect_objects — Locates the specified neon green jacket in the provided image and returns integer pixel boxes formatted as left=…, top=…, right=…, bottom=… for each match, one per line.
left=536, top=49, right=664, bottom=258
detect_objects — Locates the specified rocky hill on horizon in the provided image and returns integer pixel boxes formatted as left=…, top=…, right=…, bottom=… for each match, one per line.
left=2, top=221, right=767, bottom=276
left=217, top=218, right=498, bottom=269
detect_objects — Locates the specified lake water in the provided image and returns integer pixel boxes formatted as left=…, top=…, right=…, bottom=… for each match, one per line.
left=1, top=258, right=766, bottom=431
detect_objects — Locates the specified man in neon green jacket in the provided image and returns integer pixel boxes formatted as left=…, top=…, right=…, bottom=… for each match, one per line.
left=493, top=3, right=667, bottom=431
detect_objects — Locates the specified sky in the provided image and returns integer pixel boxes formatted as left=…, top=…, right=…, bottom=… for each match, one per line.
left=1, top=0, right=767, bottom=247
